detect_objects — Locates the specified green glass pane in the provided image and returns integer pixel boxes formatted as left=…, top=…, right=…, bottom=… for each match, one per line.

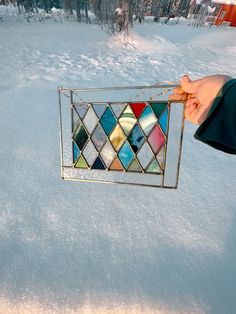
left=128, top=159, right=142, bottom=173
left=73, top=124, right=88, bottom=150
left=74, top=155, right=88, bottom=169
left=110, top=124, right=126, bottom=152
left=150, top=102, right=167, bottom=119
left=119, top=105, right=137, bottom=136
left=147, top=159, right=161, bottom=174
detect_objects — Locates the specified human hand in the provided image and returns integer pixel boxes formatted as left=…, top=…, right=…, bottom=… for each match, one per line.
left=169, top=74, right=232, bottom=125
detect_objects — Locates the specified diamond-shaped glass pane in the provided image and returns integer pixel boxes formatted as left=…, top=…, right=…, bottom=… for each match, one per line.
left=148, top=125, right=165, bottom=153
left=73, top=123, right=88, bottom=150
left=100, top=107, right=116, bottom=135
left=110, top=157, right=124, bottom=171
left=119, top=105, right=137, bottom=136
left=150, top=102, right=167, bottom=119
left=137, top=142, right=154, bottom=169
left=74, top=103, right=88, bottom=119
left=128, top=124, right=145, bottom=153
left=128, top=158, right=142, bottom=172
left=93, top=104, right=107, bottom=118
left=118, top=141, right=134, bottom=169
left=139, top=106, right=157, bottom=135
left=159, top=108, right=168, bottom=134
left=83, top=141, right=98, bottom=166
left=91, top=124, right=107, bottom=151
left=130, top=103, right=146, bottom=118
left=83, top=106, right=98, bottom=134
left=100, top=141, right=116, bottom=167
left=111, top=103, right=127, bottom=118
left=110, top=124, right=126, bottom=152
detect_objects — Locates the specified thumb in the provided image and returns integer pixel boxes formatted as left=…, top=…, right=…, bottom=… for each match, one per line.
left=180, top=75, right=200, bottom=94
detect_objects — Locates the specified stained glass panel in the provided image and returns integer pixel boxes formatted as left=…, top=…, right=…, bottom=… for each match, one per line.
left=58, top=85, right=184, bottom=188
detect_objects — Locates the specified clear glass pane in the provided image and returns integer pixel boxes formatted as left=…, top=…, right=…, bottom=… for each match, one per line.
left=91, top=124, right=107, bottom=151
left=93, top=103, right=107, bottom=118
left=119, top=105, right=137, bottom=136
left=139, top=106, right=157, bottom=136
left=74, top=103, right=89, bottom=119
left=137, top=142, right=154, bottom=169
left=83, top=106, right=98, bottom=134
left=156, top=145, right=165, bottom=170
left=100, top=141, right=116, bottom=168
left=109, top=124, right=126, bottom=152
left=83, top=141, right=98, bottom=167
left=111, top=103, right=127, bottom=118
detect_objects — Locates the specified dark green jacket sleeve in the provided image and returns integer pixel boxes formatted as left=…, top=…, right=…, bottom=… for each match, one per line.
left=194, top=79, right=236, bottom=154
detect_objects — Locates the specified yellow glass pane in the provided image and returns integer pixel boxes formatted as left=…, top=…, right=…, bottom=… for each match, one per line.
left=109, top=124, right=126, bottom=152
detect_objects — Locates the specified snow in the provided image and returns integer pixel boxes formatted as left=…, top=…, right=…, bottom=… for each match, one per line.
left=0, top=19, right=236, bottom=314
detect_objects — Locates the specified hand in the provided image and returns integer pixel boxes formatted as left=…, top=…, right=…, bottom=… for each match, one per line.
left=169, top=74, right=232, bottom=125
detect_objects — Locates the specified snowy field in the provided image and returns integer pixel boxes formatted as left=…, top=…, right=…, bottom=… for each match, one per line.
left=0, top=20, right=236, bottom=314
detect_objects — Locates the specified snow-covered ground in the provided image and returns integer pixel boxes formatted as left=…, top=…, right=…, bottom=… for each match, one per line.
left=0, top=20, right=236, bottom=314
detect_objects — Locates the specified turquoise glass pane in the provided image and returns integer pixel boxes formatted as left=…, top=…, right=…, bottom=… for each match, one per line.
left=93, top=104, right=107, bottom=118
left=73, top=142, right=80, bottom=163
left=100, top=107, right=117, bottom=136
left=139, top=106, right=157, bottom=135
left=118, top=141, right=134, bottom=169
left=73, top=124, right=88, bottom=150
left=159, top=108, right=168, bottom=134
left=91, top=156, right=106, bottom=170
left=128, top=124, right=145, bottom=153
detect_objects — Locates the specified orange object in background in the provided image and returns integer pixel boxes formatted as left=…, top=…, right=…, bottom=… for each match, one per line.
left=215, top=4, right=236, bottom=26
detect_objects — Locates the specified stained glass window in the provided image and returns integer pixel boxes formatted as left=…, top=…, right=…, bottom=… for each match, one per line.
left=58, top=84, right=185, bottom=188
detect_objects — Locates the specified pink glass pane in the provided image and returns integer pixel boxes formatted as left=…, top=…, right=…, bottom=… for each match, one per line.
left=148, top=125, right=165, bottom=153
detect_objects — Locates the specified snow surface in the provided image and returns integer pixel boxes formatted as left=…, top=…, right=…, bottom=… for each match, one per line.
left=0, top=21, right=236, bottom=314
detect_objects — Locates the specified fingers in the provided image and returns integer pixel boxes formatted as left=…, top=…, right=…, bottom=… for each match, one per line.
left=180, top=75, right=201, bottom=94
left=169, top=94, right=187, bottom=101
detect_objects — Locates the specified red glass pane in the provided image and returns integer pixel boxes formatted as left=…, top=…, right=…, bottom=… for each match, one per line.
left=148, top=125, right=165, bottom=153
left=130, top=103, right=146, bottom=118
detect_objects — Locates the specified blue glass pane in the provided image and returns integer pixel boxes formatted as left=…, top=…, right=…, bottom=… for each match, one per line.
left=73, top=142, right=80, bottom=163
left=128, top=124, right=145, bottom=153
left=139, top=106, right=157, bottom=135
left=159, top=108, right=168, bottom=134
left=100, top=108, right=117, bottom=136
left=118, top=141, right=134, bottom=169
left=93, top=104, right=107, bottom=118
left=91, top=156, right=106, bottom=170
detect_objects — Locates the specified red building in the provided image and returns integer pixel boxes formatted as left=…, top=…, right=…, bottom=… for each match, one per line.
left=213, top=0, right=236, bottom=26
